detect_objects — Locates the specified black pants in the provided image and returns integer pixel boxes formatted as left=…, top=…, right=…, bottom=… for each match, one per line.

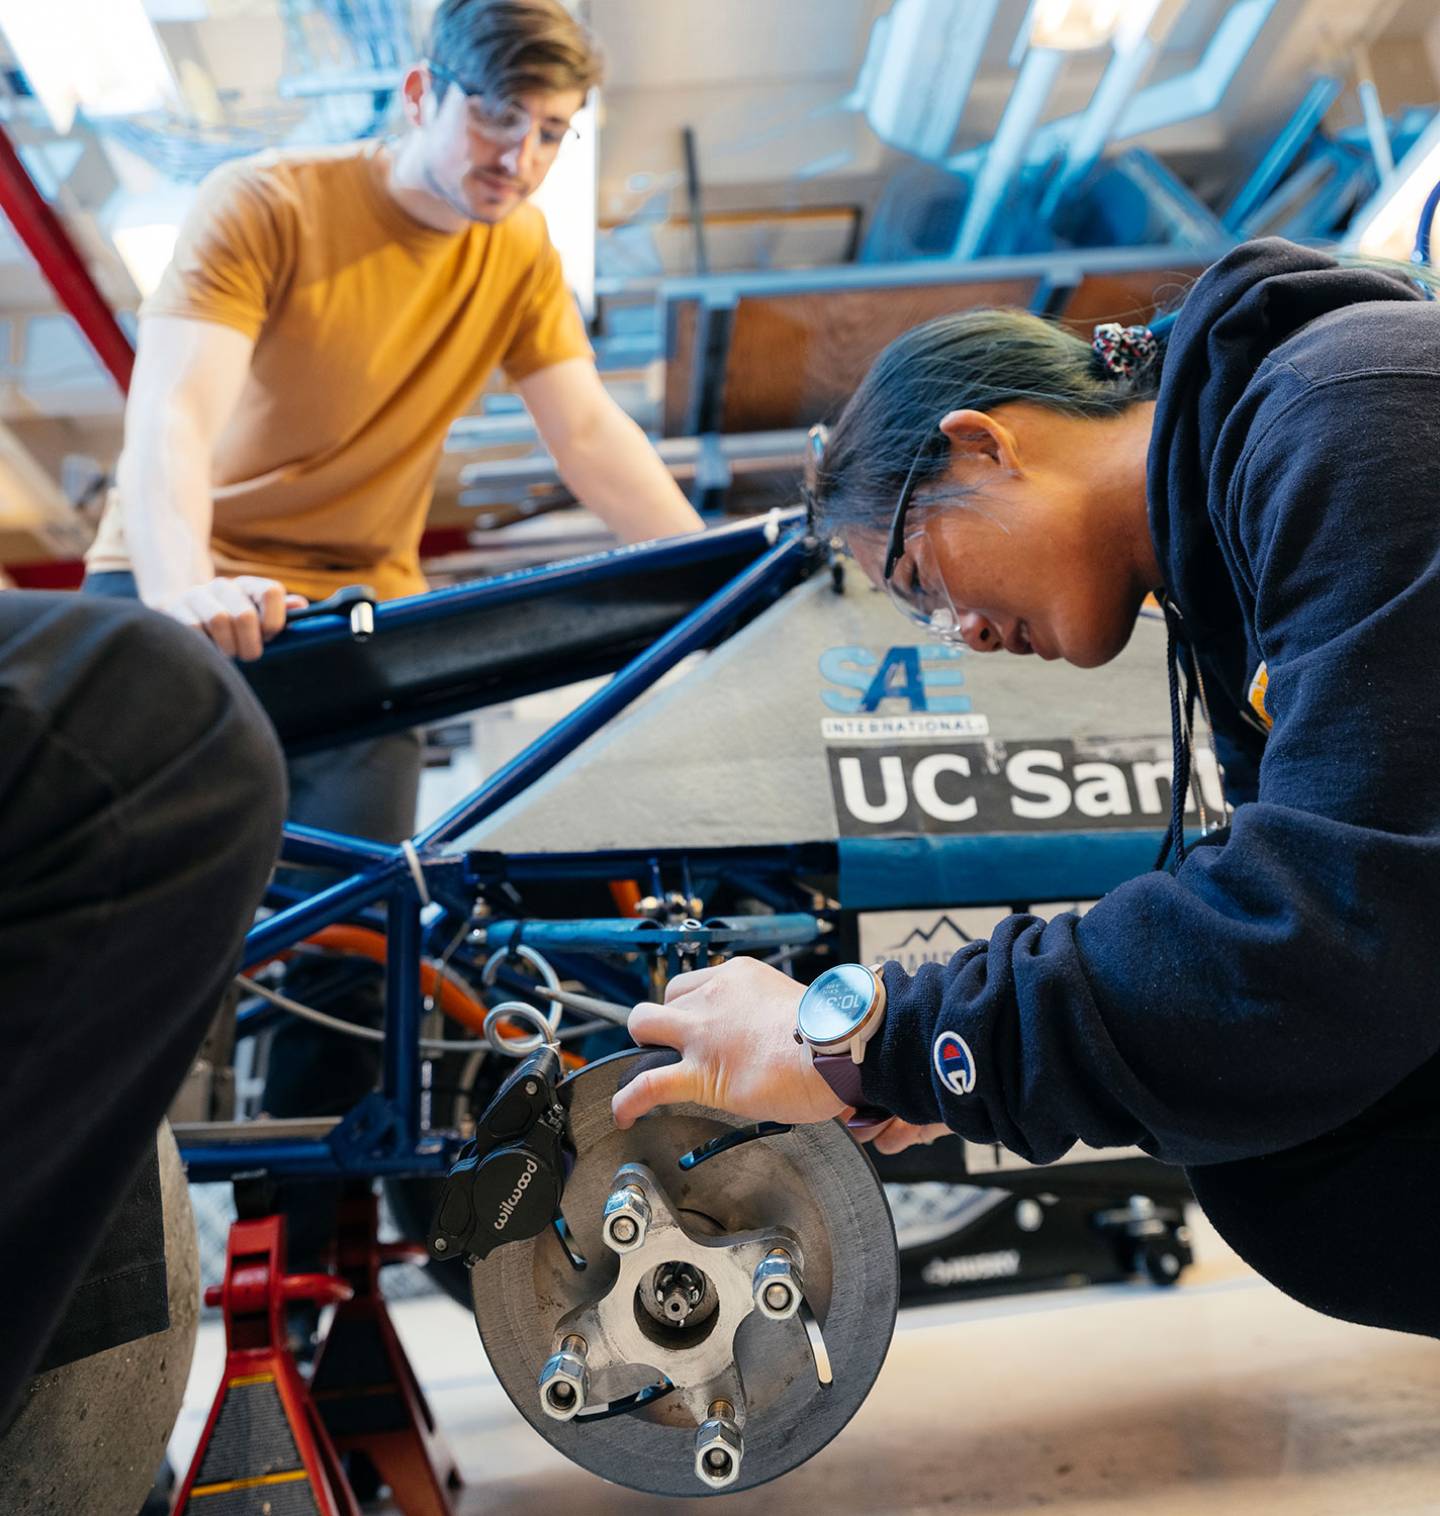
left=0, top=592, right=286, bottom=1428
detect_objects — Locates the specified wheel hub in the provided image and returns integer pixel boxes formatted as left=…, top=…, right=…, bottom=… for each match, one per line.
left=469, top=1051, right=899, bottom=1495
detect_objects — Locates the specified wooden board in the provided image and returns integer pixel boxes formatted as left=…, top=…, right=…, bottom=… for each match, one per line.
left=1055, top=263, right=1210, bottom=335
left=714, top=276, right=1040, bottom=434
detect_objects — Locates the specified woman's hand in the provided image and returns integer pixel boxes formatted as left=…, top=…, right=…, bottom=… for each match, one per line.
left=612, top=958, right=849, bottom=1129
left=858, top=1118, right=952, bottom=1155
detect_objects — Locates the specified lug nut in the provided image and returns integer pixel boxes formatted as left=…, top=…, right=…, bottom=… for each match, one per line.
left=694, top=1400, right=743, bottom=1489
left=602, top=1183, right=651, bottom=1253
left=752, top=1248, right=802, bottom=1321
left=538, top=1335, right=588, bottom=1422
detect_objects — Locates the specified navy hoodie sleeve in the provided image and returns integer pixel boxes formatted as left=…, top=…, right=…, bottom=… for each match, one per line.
left=861, top=369, right=1440, bottom=1167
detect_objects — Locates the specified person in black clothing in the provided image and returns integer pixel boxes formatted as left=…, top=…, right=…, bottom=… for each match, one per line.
left=612, top=239, right=1440, bottom=1341
left=0, top=590, right=285, bottom=1429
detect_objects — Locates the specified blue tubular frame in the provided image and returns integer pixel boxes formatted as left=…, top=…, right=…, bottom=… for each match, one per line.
left=244, top=522, right=812, bottom=963
left=181, top=521, right=818, bottom=1182
left=480, top=914, right=823, bottom=955
left=271, top=508, right=803, bottom=654
left=1222, top=76, right=1343, bottom=233
left=384, top=887, right=424, bottom=1147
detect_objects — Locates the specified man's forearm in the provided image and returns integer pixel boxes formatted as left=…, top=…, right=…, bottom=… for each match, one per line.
left=555, top=408, right=703, bottom=542
left=118, top=405, right=217, bottom=604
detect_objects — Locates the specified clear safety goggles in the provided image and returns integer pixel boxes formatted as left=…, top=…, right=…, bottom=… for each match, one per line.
left=882, top=442, right=967, bottom=643
left=427, top=62, right=578, bottom=151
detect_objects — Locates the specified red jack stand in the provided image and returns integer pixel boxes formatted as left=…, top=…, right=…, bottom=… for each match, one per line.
left=309, top=1186, right=464, bottom=1515
left=175, top=1214, right=360, bottom=1515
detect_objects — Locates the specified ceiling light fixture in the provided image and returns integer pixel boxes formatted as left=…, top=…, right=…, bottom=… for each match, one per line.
left=0, top=0, right=180, bottom=135
left=1025, top=0, right=1126, bottom=53
left=105, top=184, right=192, bottom=299
left=1346, top=114, right=1440, bottom=264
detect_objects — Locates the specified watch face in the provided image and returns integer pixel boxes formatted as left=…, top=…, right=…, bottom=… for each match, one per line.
left=797, top=965, right=876, bottom=1047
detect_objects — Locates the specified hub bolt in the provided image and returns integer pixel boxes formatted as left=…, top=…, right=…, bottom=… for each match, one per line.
left=694, top=1400, right=743, bottom=1489
left=538, top=1335, right=588, bottom=1422
left=602, top=1183, right=651, bottom=1254
left=752, top=1248, right=803, bottom=1321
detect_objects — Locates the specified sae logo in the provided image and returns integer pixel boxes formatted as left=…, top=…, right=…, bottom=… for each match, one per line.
left=819, top=644, right=988, bottom=743
left=819, top=644, right=969, bottom=714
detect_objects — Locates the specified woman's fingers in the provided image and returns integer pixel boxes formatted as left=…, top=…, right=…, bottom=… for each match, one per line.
left=662, top=963, right=729, bottom=1003
left=857, top=1117, right=899, bottom=1148
left=871, top=1123, right=918, bottom=1155
left=627, top=1001, right=690, bottom=1049
left=863, top=1119, right=951, bottom=1155
left=612, top=1058, right=698, bottom=1129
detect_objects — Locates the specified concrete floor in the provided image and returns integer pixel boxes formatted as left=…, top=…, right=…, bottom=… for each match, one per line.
left=170, top=1221, right=1440, bottom=1515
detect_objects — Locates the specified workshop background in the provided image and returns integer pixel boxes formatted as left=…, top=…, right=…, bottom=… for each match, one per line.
left=3, top=0, right=1440, bottom=589
left=3, top=3, right=1440, bottom=1514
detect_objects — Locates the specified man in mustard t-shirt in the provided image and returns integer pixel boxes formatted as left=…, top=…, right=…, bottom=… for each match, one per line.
left=83, top=0, right=702, bottom=1277
left=86, top=0, right=702, bottom=866
left=88, top=0, right=698, bottom=625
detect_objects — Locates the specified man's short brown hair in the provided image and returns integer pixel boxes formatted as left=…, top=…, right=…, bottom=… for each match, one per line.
left=425, top=0, right=604, bottom=100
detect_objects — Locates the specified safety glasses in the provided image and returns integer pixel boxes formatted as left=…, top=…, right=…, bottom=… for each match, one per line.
left=805, top=424, right=966, bottom=643
left=427, top=63, right=579, bottom=151
left=882, top=440, right=966, bottom=643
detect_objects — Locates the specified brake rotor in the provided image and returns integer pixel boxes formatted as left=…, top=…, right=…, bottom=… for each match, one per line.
left=470, top=1050, right=899, bottom=1496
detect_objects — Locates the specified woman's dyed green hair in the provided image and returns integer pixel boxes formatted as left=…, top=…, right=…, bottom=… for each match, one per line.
left=810, top=308, right=1158, bottom=540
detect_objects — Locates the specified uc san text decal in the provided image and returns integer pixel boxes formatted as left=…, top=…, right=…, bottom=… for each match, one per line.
left=827, top=736, right=1224, bottom=836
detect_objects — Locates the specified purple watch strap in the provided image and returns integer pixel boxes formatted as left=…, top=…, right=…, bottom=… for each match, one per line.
left=813, top=1053, right=890, bottom=1128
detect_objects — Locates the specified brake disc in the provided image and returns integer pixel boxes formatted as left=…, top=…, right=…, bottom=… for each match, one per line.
left=470, top=1051, right=899, bottom=1496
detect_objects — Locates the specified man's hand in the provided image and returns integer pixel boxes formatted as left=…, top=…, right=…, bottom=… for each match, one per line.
left=155, top=575, right=306, bottom=661
left=612, top=958, right=849, bottom=1130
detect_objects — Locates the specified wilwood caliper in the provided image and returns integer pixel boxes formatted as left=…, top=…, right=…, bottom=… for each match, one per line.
left=426, top=1045, right=572, bottom=1264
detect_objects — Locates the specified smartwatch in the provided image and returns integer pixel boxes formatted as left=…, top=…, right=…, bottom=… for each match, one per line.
left=793, top=963, right=891, bottom=1127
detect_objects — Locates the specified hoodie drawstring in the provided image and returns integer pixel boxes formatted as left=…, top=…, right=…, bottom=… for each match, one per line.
left=1155, top=597, right=1197, bottom=873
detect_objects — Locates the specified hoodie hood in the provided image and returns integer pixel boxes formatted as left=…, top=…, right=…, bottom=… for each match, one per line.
left=1148, top=238, right=1426, bottom=648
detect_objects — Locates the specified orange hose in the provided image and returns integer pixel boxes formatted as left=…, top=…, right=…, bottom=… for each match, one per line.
left=608, top=879, right=644, bottom=915
left=304, top=925, right=489, bottom=1031
left=249, top=922, right=583, bottom=1069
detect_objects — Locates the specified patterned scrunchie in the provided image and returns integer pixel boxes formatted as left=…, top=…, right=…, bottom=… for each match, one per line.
left=1092, top=322, right=1158, bottom=380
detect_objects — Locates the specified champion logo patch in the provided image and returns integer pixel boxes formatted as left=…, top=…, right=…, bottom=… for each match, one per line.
left=933, top=1031, right=977, bottom=1096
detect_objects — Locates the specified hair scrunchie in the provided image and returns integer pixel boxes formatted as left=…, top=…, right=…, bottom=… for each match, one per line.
left=1092, top=322, right=1158, bottom=380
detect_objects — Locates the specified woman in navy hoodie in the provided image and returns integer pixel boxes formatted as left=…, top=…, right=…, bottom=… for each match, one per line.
left=613, top=238, right=1440, bottom=1340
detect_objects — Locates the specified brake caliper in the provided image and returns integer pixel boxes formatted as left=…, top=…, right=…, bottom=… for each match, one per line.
left=427, top=1045, right=571, bottom=1265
